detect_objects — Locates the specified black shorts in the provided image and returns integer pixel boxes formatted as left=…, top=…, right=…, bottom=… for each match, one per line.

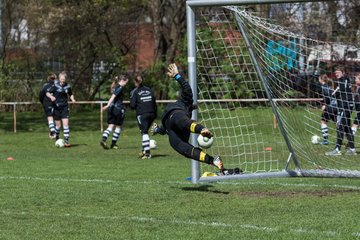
left=321, top=105, right=337, bottom=122
left=164, top=110, right=192, bottom=142
left=53, top=106, right=70, bottom=120
left=136, top=112, right=156, bottom=134
left=42, top=102, right=54, bottom=117
left=107, top=106, right=125, bottom=125
left=354, top=112, right=360, bottom=125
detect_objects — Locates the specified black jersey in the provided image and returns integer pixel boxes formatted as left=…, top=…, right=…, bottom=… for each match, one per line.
left=333, top=76, right=353, bottom=110
left=130, top=85, right=157, bottom=116
left=39, top=80, right=54, bottom=104
left=321, top=83, right=337, bottom=107
left=48, top=80, right=73, bottom=108
left=354, top=86, right=360, bottom=111
left=111, top=84, right=125, bottom=109
left=161, top=74, right=194, bottom=127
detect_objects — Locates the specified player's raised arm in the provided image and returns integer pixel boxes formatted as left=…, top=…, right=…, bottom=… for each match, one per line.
left=167, top=63, right=193, bottom=107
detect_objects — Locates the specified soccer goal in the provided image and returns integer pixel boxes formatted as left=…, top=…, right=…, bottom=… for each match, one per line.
left=186, top=0, right=360, bottom=183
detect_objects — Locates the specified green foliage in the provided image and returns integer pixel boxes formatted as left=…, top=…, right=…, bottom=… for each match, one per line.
left=196, top=25, right=261, bottom=102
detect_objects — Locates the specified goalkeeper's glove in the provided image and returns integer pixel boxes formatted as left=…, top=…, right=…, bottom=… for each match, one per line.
left=167, top=63, right=180, bottom=79
left=200, top=128, right=213, bottom=138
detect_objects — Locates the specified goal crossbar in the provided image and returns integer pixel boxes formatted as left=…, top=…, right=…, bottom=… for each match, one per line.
left=186, top=0, right=334, bottom=7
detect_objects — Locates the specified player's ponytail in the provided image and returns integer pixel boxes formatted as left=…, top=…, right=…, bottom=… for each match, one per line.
left=134, top=75, right=143, bottom=87
left=110, top=77, right=118, bottom=92
left=319, top=74, right=330, bottom=84
left=47, top=72, right=57, bottom=82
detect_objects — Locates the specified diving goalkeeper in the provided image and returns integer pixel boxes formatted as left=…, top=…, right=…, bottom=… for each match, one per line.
left=152, top=63, right=223, bottom=172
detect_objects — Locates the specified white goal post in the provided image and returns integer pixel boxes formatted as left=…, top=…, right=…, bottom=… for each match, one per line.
left=186, top=0, right=360, bottom=183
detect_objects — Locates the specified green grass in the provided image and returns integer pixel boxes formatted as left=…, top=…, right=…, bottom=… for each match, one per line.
left=1, top=111, right=360, bottom=239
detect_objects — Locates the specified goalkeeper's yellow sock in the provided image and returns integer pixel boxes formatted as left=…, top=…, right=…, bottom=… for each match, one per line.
left=191, top=147, right=211, bottom=164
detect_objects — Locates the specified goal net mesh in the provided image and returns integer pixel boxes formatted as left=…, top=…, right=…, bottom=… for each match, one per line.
left=194, top=4, right=360, bottom=178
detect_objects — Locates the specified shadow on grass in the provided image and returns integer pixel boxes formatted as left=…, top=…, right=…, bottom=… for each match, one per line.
left=151, top=154, right=169, bottom=158
left=179, top=185, right=229, bottom=195
left=68, top=143, right=88, bottom=147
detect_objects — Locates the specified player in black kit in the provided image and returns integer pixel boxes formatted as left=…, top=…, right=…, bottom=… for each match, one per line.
left=46, top=71, right=76, bottom=147
left=100, top=75, right=129, bottom=150
left=39, top=72, right=57, bottom=139
left=326, top=67, right=356, bottom=156
left=151, top=63, right=223, bottom=172
left=130, top=75, right=157, bottom=159
left=318, top=74, right=337, bottom=145
left=351, top=74, right=360, bottom=138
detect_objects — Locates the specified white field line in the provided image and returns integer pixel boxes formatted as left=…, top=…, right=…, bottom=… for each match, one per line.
left=0, top=175, right=360, bottom=190
left=0, top=210, right=355, bottom=237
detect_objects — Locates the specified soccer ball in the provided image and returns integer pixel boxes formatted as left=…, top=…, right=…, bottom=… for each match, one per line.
left=197, top=134, right=214, bottom=149
left=150, top=139, right=157, bottom=149
left=55, top=139, right=65, bottom=148
left=311, top=135, right=321, bottom=144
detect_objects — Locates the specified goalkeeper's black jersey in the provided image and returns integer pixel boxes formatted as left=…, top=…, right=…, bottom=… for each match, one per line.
left=48, top=80, right=73, bottom=108
left=130, top=85, right=157, bottom=116
left=333, top=76, right=353, bottom=110
left=161, top=74, right=194, bottom=127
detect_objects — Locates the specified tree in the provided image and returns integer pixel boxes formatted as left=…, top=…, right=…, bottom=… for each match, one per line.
left=35, top=0, right=147, bottom=100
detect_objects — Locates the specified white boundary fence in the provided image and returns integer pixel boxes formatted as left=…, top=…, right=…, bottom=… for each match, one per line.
left=0, top=98, right=320, bottom=133
left=0, top=100, right=173, bottom=133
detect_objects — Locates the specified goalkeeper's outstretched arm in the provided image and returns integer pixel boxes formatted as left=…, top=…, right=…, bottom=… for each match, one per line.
left=167, top=63, right=193, bottom=108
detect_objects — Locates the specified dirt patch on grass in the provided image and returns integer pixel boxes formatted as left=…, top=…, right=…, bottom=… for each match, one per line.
left=234, top=189, right=359, bottom=198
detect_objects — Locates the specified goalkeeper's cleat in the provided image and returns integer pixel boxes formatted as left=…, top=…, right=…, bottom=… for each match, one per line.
left=100, top=141, right=109, bottom=150
left=325, top=148, right=341, bottom=156
left=200, top=128, right=213, bottom=138
left=222, top=168, right=243, bottom=175
left=345, top=149, right=357, bottom=156
left=150, top=122, right=158, bottom=136
left=320, top=140, right=329, bottom=145
left=110, top=144, right=119, bottom=149
left=141, top=154, right=151, bottom=159
left=151, top=122, right=166, bottom=135
left=212, top=156, right=223, bottom=172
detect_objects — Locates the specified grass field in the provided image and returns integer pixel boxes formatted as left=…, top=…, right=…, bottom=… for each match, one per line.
left=1, top=110, right=360, bottom=239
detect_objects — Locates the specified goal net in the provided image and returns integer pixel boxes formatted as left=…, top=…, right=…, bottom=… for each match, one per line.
left=188, top=2, right=360, bottom=182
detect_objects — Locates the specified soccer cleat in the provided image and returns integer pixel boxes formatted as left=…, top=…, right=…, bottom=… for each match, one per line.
left=150, top=123, right=158, bottom=136
left=222, top=168, right=243, bottom=175
left=141, top=154, right=151, bottom=159
left=212, top=156, right=223, bottom=172
left=325, top=148, right=341, bottom=156
left=110, top=144, right=119, bottom=149
left=320, top=140, right=329, bottom=145
left=345, top=149, right=357, bottom=156
left=49, top=133, right=56, bottom=140
left=138, top=151, right=146, bottom=158
left=64, top=143, right=71, bottom=148
left=100, top=141, right=109, bottom=150
left=151, top=122, right=166, bottom=136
